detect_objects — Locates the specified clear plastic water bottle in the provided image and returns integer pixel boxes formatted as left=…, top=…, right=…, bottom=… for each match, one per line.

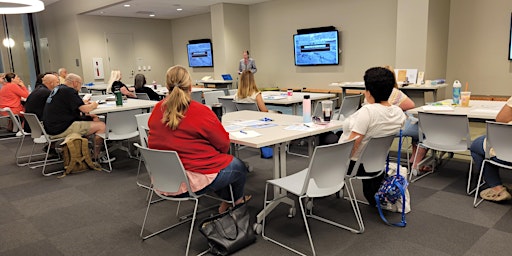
left=303, top=95, right=311, bottom=123
left=452, top=80, right=461, bottom=105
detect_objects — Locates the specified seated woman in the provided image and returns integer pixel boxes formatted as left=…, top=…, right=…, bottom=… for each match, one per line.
left=470, top=96, right=512, bottom=202
left=148, top=65, right=249, bottom=213
left=133, top=74, right=160, bottom=101
left=338, top=67, right=406, bottom=205
left=234, top=70, right=268, bottom=112
left=107, top=70, right=136, bottom=98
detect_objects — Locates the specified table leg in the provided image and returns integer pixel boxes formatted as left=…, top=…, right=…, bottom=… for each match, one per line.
left=256, top=142, right=295, bottom=224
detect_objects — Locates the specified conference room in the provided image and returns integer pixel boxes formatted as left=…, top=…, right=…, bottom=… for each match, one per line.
left=1, top=0, right=512, bottom=255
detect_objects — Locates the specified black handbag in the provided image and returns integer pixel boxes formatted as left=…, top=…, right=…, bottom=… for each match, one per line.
left=198, top=203, right=256, bottom=255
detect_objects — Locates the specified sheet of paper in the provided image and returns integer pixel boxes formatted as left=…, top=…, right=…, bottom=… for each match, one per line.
left=263, top=95, right=287, bottom=100
left=224, top=124, right=244, bottom=132
left=248, top=123, right=278, bottom=129
left=284, top=124, right=316, bottom=131
left=232, top=120, right=268, bottom=127
left=229, top=130, right=261, bottom=139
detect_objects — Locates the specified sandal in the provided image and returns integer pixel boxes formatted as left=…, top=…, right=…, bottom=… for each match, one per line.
left=419, top=165, right=432, bottom=173
left=480, top=187, right=512, bottom=201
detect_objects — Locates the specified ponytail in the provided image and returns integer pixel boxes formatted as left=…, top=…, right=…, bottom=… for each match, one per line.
left=161, top=66, right=192, bottom=130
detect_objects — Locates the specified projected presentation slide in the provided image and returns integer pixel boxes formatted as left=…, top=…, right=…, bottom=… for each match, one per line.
left=294, top=31, right=338, bottom=65
left=187, top=43, right=213, bottom=67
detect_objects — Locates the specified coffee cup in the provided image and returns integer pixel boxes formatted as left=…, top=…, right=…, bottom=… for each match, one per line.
left=321, top=100, right=333, bottom=122
left=461, top=91, right=471, bottom=107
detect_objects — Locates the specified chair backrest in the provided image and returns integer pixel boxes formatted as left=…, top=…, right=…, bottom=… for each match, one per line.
left=417, top=112, right=471, bottom=148
left=80, top=87, right=89, bottom=93
left=135, top=113, right=151, bottom=147
left=351, top=134, right=396, bottom=176
left=0, top=107, right=23, bottom=134
left=218, top=98, right=237, bottom=113
left=136, top=93, right=150, bottom=100
left=228, top=89, right=238, bottom=96
left=235, top=102, right=259, bottom=111
left=191, top=91, right=203, bottom=103
left=203, top=91, right=225, bottom=106
left=486, top=121, right=512, bottom=163
left=105, top=109, right=143, bottom=137
left=134, top=143, right=195, bottom=196
left=303, top=138, right=355, bottom=196
left=338, top=94, right=362, bottom=120
left=23, top=113, right=48, bottom=140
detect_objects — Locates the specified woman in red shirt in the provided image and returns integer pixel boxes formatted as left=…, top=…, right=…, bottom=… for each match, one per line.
left=0, top=72, right=29, bottom=116
left=148, top=65, right=248, bottom=213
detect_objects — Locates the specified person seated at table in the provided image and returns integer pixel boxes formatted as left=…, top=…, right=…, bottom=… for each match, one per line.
left=133, top=73, right=160, bottom=101
left=24, top=73, right=59, bottom=133
left=43, top=73, right=114, bottom=164
left=58, top=68, right=67, bottom=84
left=0, top=73, right=5, bottom=89
left=234, top=70, right=268, bottom=112
left=338, top=67, right=406, bottom=206
left=107, top=70, right=136, bottom=98
left=381, top=65, right=429, bottom=174
left=470, top=96, right=512, bottom=202
left=148, top=65, right=249, bottom=213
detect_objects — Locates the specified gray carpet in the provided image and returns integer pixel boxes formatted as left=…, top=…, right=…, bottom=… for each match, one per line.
left=1, top=133, right=512, bottom=256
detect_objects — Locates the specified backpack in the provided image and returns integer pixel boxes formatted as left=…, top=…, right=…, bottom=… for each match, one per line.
left=59, top=133, right=101, bottom=178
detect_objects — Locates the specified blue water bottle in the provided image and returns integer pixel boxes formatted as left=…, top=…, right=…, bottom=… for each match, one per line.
left=452, top=80, right=461, bottom=105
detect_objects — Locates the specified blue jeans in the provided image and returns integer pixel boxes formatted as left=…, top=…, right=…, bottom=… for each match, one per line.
left=470, top=135, right=511, bottom=187
left=195, top=157, right=248, bottom=201
left=401, top=114, right=420, bottom=144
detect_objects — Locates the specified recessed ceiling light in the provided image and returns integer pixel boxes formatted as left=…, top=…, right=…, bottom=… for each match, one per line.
left=123, top=4, right=130, bottom=7
left=177, top=8, right=183, bottom=11
left=100, top=11, right=105, bottom=14
left=149, top=14, right=155, bottom=17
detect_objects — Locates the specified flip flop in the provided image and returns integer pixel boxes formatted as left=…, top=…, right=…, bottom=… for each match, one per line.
left=419, top=165, right=432, bottom=173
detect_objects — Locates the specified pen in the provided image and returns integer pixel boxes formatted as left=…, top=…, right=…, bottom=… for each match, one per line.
left=240, top=130, right=247, bottom=134
left=303, top=124, right=311, bottom=128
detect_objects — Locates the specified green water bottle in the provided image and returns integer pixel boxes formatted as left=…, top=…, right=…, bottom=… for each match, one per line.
left=115, top=91, right=123, bottom=106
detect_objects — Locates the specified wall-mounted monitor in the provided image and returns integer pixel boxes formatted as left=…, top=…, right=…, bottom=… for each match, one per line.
left=293, top=27, right=339, bottom=66
left=187, top=39, right=213, bottom=67
left=509, top=12, right=512, bottom=60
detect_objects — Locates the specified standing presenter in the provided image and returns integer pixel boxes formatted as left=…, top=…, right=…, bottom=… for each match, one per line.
left=238, top=50, right=257, bottom=74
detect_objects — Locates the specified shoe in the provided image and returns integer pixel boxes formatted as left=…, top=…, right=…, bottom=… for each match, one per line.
left=98, top=155, right=116, bottom=164
left=480, top=187, right=512, bottom=201
left=34, top=136, right=47, bottom=144
left=16, top=131, right=29, bottom=137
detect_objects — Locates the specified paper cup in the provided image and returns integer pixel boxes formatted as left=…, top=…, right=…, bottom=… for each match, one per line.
left=461, top=91, right=471, bottom=107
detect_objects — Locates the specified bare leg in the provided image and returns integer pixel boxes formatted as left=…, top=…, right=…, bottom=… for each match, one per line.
left=412, top=146, right=428, bottom=170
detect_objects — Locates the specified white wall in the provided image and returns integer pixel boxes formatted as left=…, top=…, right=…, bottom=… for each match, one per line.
left=447, top=0, right=512, bottom=96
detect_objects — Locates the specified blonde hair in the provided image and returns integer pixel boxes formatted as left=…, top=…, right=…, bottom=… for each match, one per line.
left=161, top=65, right=192, bottom=130
left=107, top=70, right=121, bottom=93
left=236, top=70, right=259, bottom=99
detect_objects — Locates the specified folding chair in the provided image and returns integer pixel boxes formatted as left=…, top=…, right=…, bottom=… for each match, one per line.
left=134, top=143, right=234, bottom=256
left=261, top=139, right=358, bottom=256
left=191, top=91, right=203, bottom=103
left=136, top=93, right=150, bottom=100
left=203, top=91, right=225, bottom=106
left=337, top=94, right=362, bottom=121
left=473, top=121, right=512, bottom=207
left=410, top=112, right=474, bottom=195
left=235, top=102, right=259, bottom=111
left=23, top=113, right=64, bottom=176
left=345, top=134, right=396, bottom=233
left=135, top=112, right=151, bottom=189
left=0, top=108, right=38, bottom=166
left=218, top=98, right=237, bottom=113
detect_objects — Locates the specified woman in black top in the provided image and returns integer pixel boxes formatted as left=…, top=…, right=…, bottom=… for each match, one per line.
left=134, top=74, right=160, bottom=101
left=107, top=70, right=136, bottom=98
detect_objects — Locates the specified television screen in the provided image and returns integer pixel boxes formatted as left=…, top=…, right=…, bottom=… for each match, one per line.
left=294, top=30, right=339, bottom=66
left=509, top=12, right=512, bottom=60
left=187, top=42, right=213, bottom=67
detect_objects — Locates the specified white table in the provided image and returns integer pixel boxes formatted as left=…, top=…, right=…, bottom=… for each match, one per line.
left=220, top=91, right=336, bottom=115
left=90, top=99, right=157, bottom=115
left=199, top=79, right=233, bottom=89
left=222, top=110, right=344, bottom=225
left=85, top=83, right=108, bottom=94
left=406, top=99, right=505, bottom=121
left=329, top=82, right=448, bottom=106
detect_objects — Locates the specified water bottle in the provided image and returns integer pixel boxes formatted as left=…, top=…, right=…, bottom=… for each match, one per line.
left=452, top=80, right=461, bottom=105
left=303, top=95, right=311, bottom=123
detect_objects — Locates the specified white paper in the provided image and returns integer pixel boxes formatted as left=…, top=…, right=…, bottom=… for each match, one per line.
left=229, top=130, right=261, bottom=138
left=232, top=120, right=267, bottom=127
left=224, top=124, right=244, bottom=132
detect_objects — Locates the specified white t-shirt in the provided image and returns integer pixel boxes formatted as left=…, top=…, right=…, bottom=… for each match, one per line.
left=234, top=91, right=260, bottom=103
left=339, top=103, right=406, bottom=160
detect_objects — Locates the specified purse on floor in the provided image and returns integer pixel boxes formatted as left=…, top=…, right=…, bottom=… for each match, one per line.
left=375, top=130, right=408, bottom=227
left=198, top=202, right=256, bottom=255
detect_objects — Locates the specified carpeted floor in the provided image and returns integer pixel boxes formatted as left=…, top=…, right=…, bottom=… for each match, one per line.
left=1, top=128, right=512, bottom=256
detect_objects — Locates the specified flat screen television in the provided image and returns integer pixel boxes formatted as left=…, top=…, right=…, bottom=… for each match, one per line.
left=293, top=30, right=339, bottom=66
left=509, top=12, right=512, bottom=60
left=187, top=40, right=213, bottom=67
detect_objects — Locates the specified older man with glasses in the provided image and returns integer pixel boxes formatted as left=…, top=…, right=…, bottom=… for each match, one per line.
left=42, top=73, right=114, bottom=163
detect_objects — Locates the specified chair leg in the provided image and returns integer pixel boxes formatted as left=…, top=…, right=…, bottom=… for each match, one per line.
left=473, top=163, right=486, bottom=208
left=299, top=196, right=316, bottom=256
left=103, top=139, right=112, bottom=172
left=41, top=142, right=63, bottom=177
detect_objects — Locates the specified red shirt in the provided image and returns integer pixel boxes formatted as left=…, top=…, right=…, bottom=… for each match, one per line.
left=148, top=100, right=233, bottom=174
left=0, top=82, right=29, bottom=115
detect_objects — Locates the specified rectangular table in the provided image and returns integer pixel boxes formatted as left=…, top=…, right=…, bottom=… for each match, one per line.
left=329, top=82, right=448, bottom=106
left=220, top=91, right=336, bottom=115
left=406, top=99, right=505, bottom=121
left=222, top=110, right=344, bottom=225
left=199, top=80, right=233, bottom=89
left=90, top=99, right=157, bottom=115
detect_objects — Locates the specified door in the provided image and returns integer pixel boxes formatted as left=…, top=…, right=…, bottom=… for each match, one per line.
left=106, top=33, right=135, bottom=84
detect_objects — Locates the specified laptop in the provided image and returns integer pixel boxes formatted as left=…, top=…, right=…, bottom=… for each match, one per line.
left=221, top=74, right=233, bottom=81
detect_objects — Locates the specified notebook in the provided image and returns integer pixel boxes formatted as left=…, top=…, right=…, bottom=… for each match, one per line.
left=221, top=74, right=233, bottom=81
